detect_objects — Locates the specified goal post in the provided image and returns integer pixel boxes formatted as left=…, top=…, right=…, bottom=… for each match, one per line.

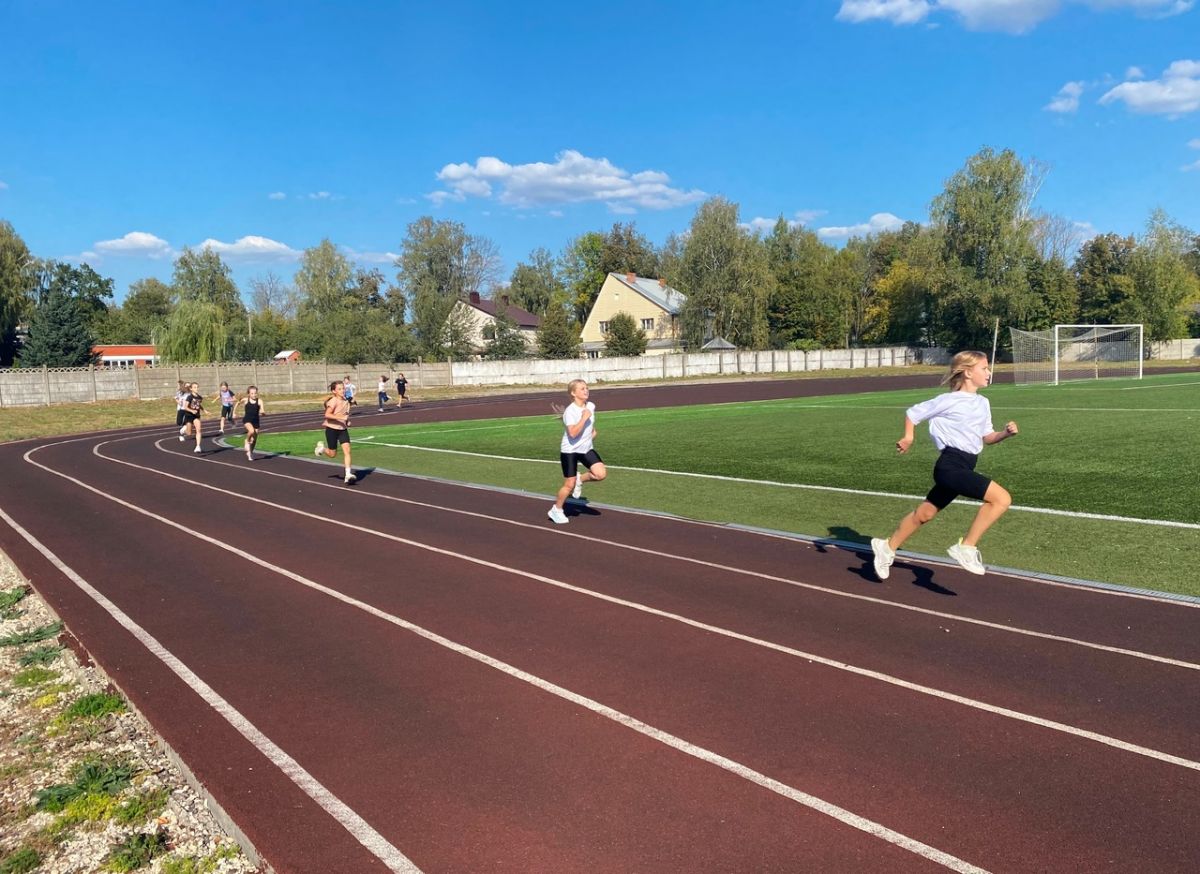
left=1009, top=324, right=1143, bottom=386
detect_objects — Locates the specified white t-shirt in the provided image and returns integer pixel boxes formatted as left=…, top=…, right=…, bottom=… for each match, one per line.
left=560, top=401, right=596, bottom=454
left=377, top=379, right=387, bottom=393
left=906, top=391, right=994, bottom=455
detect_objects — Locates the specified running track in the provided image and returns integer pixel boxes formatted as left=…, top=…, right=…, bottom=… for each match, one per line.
left=1, top=375, right=1198, bottom=873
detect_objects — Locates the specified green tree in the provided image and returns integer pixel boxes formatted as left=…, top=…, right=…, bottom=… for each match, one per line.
left=1129, top=210, right=1200, bottom=341
left=536, top=297, right=581, bottom=359
left=0, top=220, right=38, bottom=364
left=482, top=305, right=530, bottom=359
left=676, top=197, right=773, bottom=349
left=1074, top=233, right=1137, bottom=324
left=507, top=248, right=563, bottom=317
left=20, top=279, right=98, bottom=367
left=172, top=247, right=243, bottom=320
left=764, top=219, right=849, bottom=347
left=101, top=277, right=173, bottom=343
left=436, top=303, right=477, bottom=360
left=295, top=239, right=354, bottom=315
left=603, top=311, right=648, bottom=356
left=560, top=223, right=660, bottom=324
left=1025, top=255, right=1077, bottom=330
left=158, top=299, right=228, bottom=363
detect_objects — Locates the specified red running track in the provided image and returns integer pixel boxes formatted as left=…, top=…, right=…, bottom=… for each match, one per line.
left=1, top=375, right=1198, bottom=873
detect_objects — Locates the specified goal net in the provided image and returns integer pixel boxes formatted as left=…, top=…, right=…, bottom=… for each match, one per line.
left=1009, top=324, right=1143, bottom=385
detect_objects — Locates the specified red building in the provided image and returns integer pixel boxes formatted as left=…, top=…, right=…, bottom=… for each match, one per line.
left=92, top=344, right=159, bottom=368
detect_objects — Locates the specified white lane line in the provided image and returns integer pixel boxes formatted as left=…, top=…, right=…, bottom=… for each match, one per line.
left=360, top=442, right=1200, bottom=531
left=0, top=498, right=421, bottom=874
left=169, top=439, right=1200, bottom=667
left=23, top=444, right=990, bottom=874
left=83, top=438, right=1200, bottom=774
left=1120, top=381, right=1200, bottom=391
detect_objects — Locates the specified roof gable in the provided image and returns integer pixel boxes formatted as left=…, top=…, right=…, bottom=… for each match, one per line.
left=466, top=296, right=542, bottom=328
left=610, top=273, right=685, bottom=314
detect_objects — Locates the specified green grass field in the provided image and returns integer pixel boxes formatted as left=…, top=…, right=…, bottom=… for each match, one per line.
left=249, top=374, right=1200, bottom=596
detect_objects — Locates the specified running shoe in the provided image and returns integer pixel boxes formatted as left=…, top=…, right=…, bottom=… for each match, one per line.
left=344, top=471, right=356, bottom=484
left=572, top=475, right=583, bottom=500
left=947, top=540, right=986, bottom=575
left=246, top=449, right=254, bottom=461
left=178, top=434, right=185, bottom=442
left=547, top=505, right=568, bottom=525
left=314, top=441, right=325, bottom=457
left=870, top=538, right=895, bottom=580
left=193, top=446, right=201, bottom=454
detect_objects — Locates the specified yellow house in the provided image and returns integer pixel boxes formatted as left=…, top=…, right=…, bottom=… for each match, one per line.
left=579, top=272, right=686, bottom=357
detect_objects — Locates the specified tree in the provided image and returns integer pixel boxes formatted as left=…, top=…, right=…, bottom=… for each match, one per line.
left=0, top=221, right=39, bottom=364
left=1129, top=209, right=1200, bottom=341
left=295, top=240, right=353, bottom=315
left=603, top=311, right=648, bottom=357
left=249, top=271, right=298, bottom=319
left=173, top=247, right=243, bottom=320
left=158, top=299, right=228, bottom=363
left=507, top=248, right=563, bottom=316
left=1074, top=233, right=1137, bottom=324
left=676, top=197, right=773, bottom=349
left=482, top=305, right=530, bottom=359
left=100, top=277, right=173, bottom=343
left=536, top=297, right=581, bottom=359
left=436, top=303, right=477, bottom=360
left=20, top=272, right=99, bottom=367
left=765, top=218, right=842, bottom=347
left=560, top=223, right=660, bottom=324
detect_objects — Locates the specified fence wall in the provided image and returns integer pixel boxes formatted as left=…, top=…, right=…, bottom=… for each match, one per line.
left=0, top=346, right=952, bottom=408
left=1149, top=338, right=1200, bottom=360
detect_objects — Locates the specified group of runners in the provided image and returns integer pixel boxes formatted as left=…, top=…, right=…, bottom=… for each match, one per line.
left=175, top=349, right=1017, bottom=577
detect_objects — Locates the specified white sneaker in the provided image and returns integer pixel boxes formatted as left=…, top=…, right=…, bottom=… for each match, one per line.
left=344, top=471, right=356, bottom=484
left=314, top=441, right=325, bottom=458
left=193, top=446, right=201, bottom=454
left=571, top=475, right=583, bottom=500
left=547, top=505, right=568, bottom=525
left=870, top=538, right=895, bottom=581
left=246, top=449, right=254, bottom=461
left=178, top=434, right=185, bottom=442
left=948, top=540, right=986, bottom=575
left=179, top=425, right=187, bottom=435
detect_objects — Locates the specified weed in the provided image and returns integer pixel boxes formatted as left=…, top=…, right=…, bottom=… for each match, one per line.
left=104, top=831, right=168, bottom=872
left=0, top=621, right=62, bottom=647
left=61, top=790, right=120, bottom=824
left=113, top=787, right=170, bottom=825
left=0, top=586, right=28, bottom=610
left=35, top=760, right=135, bottom=812
left=159, top=844, right=240, bottom=874
left=13, top=666, right=58, bottom=688
left=61, top=691, right=125, bottom=721
left=0, top=847, right=40, bottom=874
left=19, top=645, right=62, bottom=666
left=1, top=608, right=24, bottom=620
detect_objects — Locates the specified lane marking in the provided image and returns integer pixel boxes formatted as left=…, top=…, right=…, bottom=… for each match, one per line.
left=21, top=443, right=990, bottom=873
left=1120, top=381, right=1200, bottom=391
left=174, top=438, right=1200, bottom=668
left=69, top=438, right=1200, bottom=773
left=356, top=442, right=1200, bottom=531
left=0, top=499, right=421, bottom=874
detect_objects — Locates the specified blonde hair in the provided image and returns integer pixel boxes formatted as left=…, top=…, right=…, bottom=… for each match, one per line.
left=942, top=351, right=987, bottom=391
left=567, top=378, right=587, bottom=395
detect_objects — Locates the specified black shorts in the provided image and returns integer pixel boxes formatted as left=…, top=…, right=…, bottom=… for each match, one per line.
left=221, top=404, right=234, bottom=421
left=325, top=427, right=351, bottom=449
left=925, top=447, right=991, bottom=510
left=183, top=411, right=200, bottom=425
left=243, top=416, right=260, bottom=429
left=176, top=409, right=186, bottom=427
left=560, top=449, right=603, bottom=478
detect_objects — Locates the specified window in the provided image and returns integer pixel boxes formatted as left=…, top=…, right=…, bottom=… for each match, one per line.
left=641, top=318, right=654, bottom=331
left=599, top=321, right=609, bottom=333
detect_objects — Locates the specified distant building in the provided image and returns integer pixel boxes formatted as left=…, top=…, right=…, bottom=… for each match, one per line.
left=92, top=344, right=158, bottom=368
left=452, top=292, right=542, bottom=355
left=579, top=272, right=686, bottom=358
left=274, top=350, right=301, bottom=363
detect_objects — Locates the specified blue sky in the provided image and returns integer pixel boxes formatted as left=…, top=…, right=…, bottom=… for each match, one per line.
left=1, top=0, right=1197, bottom=302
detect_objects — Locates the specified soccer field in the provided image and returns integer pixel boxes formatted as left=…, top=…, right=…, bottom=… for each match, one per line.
left=255, top=374, right=1200, bottom=595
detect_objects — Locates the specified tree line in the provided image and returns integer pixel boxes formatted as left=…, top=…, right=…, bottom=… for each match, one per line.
left=2, top=146, right=1198, bottom=368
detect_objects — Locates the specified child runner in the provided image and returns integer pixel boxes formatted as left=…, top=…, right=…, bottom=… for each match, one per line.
left=343, top=374, right=358, bottom=407
left=175, top=380, right=189, bottom=439
left=183, top=382, right=205, bottom=454
left=394, top=372, right=407, bottom=409
left=315, top=380, right=356, bottom=484
left=376, top=375, right=389, bottom=412
left=870, top=351, right=1018, bottom=578
left=548, top=379, right=607, bottom=524
left=234, top=386, right=264, bottom=461
left=217, top=381, right=235, bottom=434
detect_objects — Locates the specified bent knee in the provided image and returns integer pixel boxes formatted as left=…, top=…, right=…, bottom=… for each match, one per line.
left=987, top=484, right=1012, bottom=509
left=589, top=465, right=607, bottom=482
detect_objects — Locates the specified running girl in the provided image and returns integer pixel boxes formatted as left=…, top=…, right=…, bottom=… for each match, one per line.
left=183, top=382, right=205, bottom=454
left=548, top=379, right=606, bottom=525
left=175, top=380, right=188, bottom=439
left=394, top=372, right=407, bottom=409
left=217, top=381, right=235, bottom=434
left=234, top=386, right=264, bottom=461
left=870, top=351, right=1018, bottom=578
left=377, top=375, right=389, bottom=412
left=315, top=380, right=355, bottom=484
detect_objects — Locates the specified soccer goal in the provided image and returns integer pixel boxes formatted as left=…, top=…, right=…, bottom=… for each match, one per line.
left=1009, top=324, right=1143, bottom=385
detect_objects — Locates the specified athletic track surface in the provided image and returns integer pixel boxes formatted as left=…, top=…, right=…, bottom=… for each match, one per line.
left=1, top=374, right=1197, bottom=873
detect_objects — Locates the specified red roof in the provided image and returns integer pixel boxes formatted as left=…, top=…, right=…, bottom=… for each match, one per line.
left=93, top=344, right=157, bottom=356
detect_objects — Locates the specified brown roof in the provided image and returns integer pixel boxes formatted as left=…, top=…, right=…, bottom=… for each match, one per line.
left=469, top=296, right=542, bottom=329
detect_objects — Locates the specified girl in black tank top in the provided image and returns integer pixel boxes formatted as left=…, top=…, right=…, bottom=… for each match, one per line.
left=234, top=387, right=264, bottom=461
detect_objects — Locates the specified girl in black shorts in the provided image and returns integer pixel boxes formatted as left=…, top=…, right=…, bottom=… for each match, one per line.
left=870, top=351, right=1018, bottom=578
left=548, top=379, right=607, bottom=524
left=234, top=386, right=264, bottom=461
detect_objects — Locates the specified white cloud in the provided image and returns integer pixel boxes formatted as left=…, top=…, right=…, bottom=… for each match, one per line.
left=267, top=191, right=286, bottom=200
left=1189, top=138, right=1200, bottom=147
left=1125, top=66, right=1146, bottom=80
left=740, top=210, right=827, bottom=234
left=340, top=245, right=399, bottom=265
left=548, top=209, right=564, bottom=218
left=818, top=212, right=906, bottom=240
left=427, top=149, right=706, bottom=212
left=94, top=231, right=174, bottom=259
left=838, top=0, right=1192, bottom=31
left=1181, top=159, right=1200, bottom=171
left=1045, top=80, right=1086, bottom=113
left=306, top=191, right=335, bottom=200
left=395, top=197, right=418, bottom=205
left=197, top=235, right=301, bottom=261
left=1100, top=59, right=1200, bottom=116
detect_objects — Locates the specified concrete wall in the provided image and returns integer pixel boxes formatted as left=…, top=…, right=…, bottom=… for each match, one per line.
left=1149, top=338, right=1200, bottom=360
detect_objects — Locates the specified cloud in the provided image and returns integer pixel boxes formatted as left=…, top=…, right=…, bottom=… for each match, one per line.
left=395, top=197, right=418, bottom=205
left=306, top=191, right=341, bottom=200
left=340, top=245, right=399, bottom=265
left=1100, top=59, right=1200, bottom=116
left=1125, top=66, right=1146, bottom=80
left=739, top=210, right=827, bottom=234
left=197, top=235, right=301, bottom=262
left=94, top=231, right=174, bottom=259
left=818, top=212, right=906, bottom=240
left=267, top=192, right=287, bottom=200
left=427, top=149, right=706, bottom=213
left=1045, top=80, right=1086, bottom=113
left=1189, top=138, right=1200, bottom=147
left=1182, top=159, right=1200, bottom=171
left=837, top=0, right=1192, bottom=32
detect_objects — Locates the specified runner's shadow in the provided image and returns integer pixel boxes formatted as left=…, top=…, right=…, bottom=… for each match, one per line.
left=565, top=498, right=600, bottom=517
left=909, top=566, right=958, bottom=597
left=822, top=526, right=880, bottom=584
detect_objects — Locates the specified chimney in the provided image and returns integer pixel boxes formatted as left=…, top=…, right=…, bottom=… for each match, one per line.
left=500, top=294, right=510, bottom=307
left=658, top=277, right=666, bottom=288
left=625, top=271, right=636, bottom=284
left=469, top=291, right=480, bottom=305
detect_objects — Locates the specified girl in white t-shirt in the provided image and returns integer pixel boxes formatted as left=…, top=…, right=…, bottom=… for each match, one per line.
left=870, top=351, right=1018, bottom=578
left=548, top=379, right=607, bottom=525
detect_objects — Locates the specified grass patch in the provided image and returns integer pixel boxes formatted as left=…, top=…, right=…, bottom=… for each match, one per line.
left=0, top=622, right=62, bottom=647
left=12, top=667, right=58, bottom=688
left=113, top=787, right=170, bottom=825
left=35, top=760, right=135, bottom=813
left=0, top=847, right=41, bottom=874
left=60, top=692, right=126, bottom=722
left=160, top=844, right=240, bottom=874
left=60, top=790, right=121, bottom=824
left=0, top=586, right=28, bottom=610
left=18, top=645, right=62, bottom=666
left=104, top=831, right=169, bottom=872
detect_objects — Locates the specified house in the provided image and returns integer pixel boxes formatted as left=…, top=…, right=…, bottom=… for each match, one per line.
left=452, top=292, right=542, bottom=354
left=273, top=350, right=301, bottom=363
left=92, top=344, right=159, bottom=368
left=579, top=272, right=686, bottom=357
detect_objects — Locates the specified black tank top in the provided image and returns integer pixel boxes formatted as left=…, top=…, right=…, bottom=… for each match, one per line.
left=243, top=400, right=260, bottom=420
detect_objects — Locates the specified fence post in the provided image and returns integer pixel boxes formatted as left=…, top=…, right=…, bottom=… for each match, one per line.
left=90, top=364, right=98, bottom=403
